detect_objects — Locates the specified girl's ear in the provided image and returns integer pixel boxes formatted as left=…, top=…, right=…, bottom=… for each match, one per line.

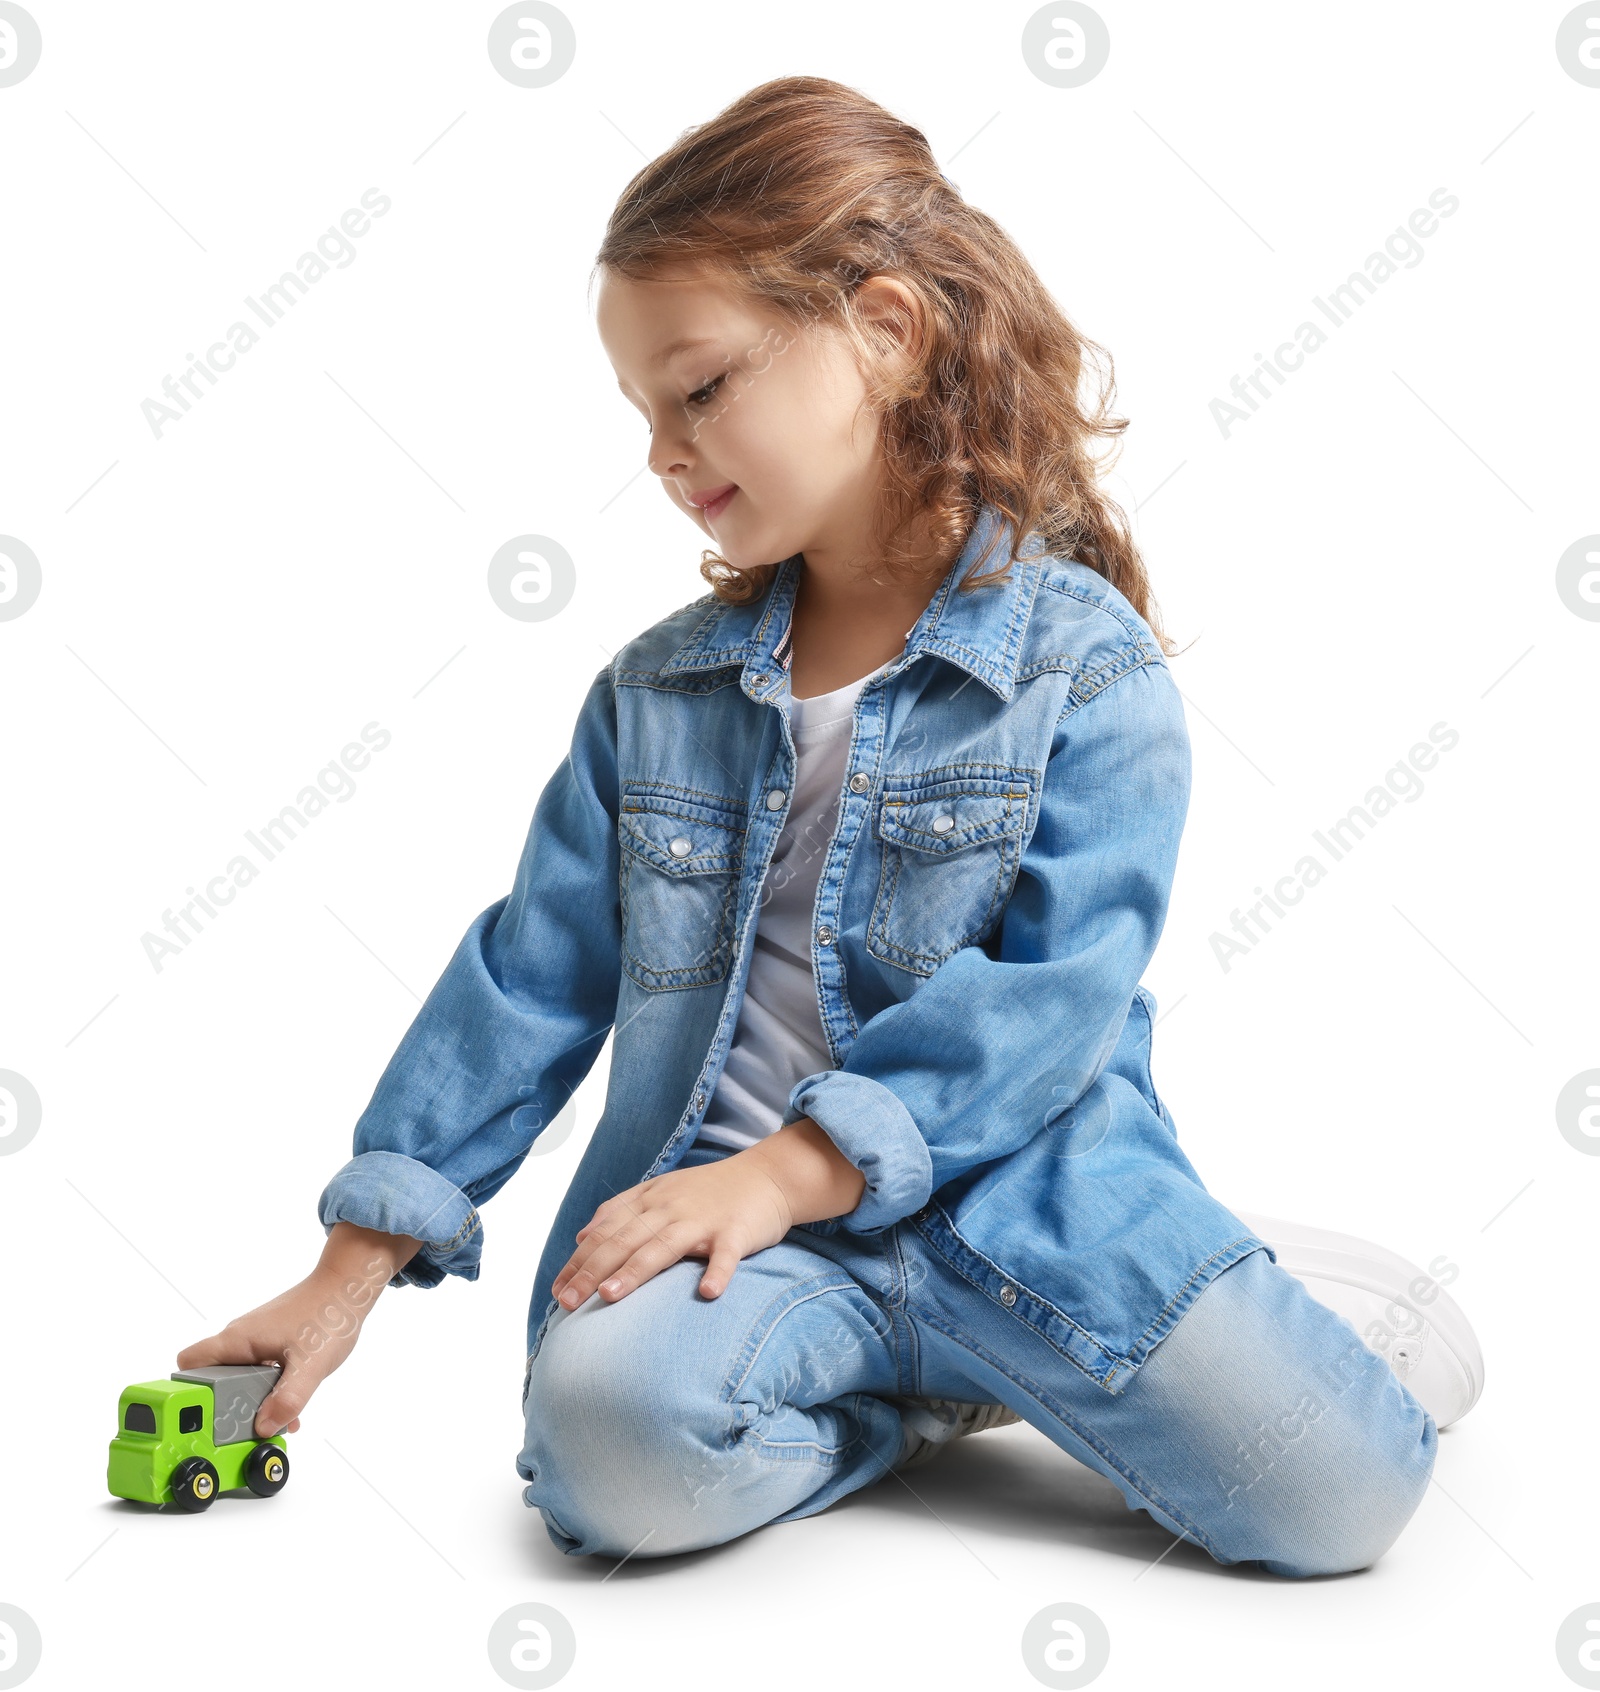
left=853, top=274, right=926, bottom=366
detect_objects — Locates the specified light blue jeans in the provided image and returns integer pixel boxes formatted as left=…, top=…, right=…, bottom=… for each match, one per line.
left=517, top=1143, right=1437, bottom=1578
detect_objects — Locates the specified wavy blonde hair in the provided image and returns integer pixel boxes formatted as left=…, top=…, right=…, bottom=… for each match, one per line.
left=594, top=74, right=1173, bottom=655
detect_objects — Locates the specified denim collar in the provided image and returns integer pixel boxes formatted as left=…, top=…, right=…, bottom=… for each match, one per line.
left=658, top=501, right=1049, bottom=704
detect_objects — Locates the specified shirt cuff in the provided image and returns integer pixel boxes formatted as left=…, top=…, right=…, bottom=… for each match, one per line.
left=317, top=1151, right=483, bottom=1288
left=782, top=1070, right=933, bottom=1234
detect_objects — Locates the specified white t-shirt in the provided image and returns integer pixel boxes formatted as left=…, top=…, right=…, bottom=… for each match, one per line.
left=694, top=659, right=892, bottom=1152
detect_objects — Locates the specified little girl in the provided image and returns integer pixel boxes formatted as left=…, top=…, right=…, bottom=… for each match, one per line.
left=179, top=76, right=1481, bottom=1578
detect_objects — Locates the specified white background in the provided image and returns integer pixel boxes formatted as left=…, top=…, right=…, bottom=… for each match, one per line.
left=2, top=2, right=1594, bottom=1688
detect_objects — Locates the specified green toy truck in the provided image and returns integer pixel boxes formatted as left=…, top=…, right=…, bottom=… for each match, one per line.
left=107, top=1364, right=290, bottom=1512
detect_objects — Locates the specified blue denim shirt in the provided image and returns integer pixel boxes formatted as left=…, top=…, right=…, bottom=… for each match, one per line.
left=318, top=502, right=1270, bottom=1394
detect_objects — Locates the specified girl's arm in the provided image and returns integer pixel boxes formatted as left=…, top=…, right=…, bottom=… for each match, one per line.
left=781, top=652, right=1191, bottom=1234
left=316, top=661, right=623, bottom=1290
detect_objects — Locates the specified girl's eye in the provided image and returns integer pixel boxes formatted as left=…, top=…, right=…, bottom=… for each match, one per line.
left=686, top=373, right=727, bottom=408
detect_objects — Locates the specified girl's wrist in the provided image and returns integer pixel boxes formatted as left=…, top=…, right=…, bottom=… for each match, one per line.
left=318, top=1220, right=425, bottom=1300
left=743, top=1118, right=867, bottom=1226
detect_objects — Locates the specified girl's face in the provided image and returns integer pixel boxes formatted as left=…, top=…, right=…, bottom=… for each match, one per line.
left=596, top=265, right=887, bottom=571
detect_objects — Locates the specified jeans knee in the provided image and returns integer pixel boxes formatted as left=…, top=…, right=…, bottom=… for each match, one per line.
left=518, top=1291, right=739, bottom=1558
left=1226, top=1383, right=1438, bottom=1578
left=1153, top=1244, right=1441, bottom=1578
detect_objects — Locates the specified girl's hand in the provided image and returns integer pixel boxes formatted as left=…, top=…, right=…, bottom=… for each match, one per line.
left=176, top=1222, right=422, bottom=1438
left=551, top=1118, right=867, bottom=1309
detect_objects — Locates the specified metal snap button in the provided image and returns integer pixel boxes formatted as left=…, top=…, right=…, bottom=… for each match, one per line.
left=999, top=1284, right=1017, bottom=1307
left=931, top=813, right=956, bottom=834
left=848, top=772, right=870, bottom=793
left=816, top=925, right=834, bottom=945
left=766, top=788, right=787, bottom=810
left=668, top=836, right=692, bottom=857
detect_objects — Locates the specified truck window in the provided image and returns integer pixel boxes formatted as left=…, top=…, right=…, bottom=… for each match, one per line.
left=124, top=1402, right=157, bottom=1434
left=178, top=1404, right=204, bottom=1434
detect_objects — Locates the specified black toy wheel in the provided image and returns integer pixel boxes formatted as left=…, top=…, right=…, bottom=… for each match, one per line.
left=169, top=1456, right=221, bottom=1512
left=245, top=1441, right=289, bottom=1497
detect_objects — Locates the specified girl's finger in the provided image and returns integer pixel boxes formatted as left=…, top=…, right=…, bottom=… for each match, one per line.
left=551, top=1251, right=585, bottom=1297
left=574, top=1185, right=640, bottom=1244
left=553, top=1204, right=639, bottom=1295
left=553, top=1248, right=600, bottom=1300
left=594, top=1233, right=692, bottom=1302
left=555, top=1214, right=661, bottom=1307
left=553, top=1246, right=600, bottom=1301
left=697, top=1242, right=743, bottom=1299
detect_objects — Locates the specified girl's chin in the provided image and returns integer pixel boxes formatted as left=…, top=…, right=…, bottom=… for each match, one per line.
left=688, top=504, right=793, bottom=571
left=703, top=531, right=770, bottom=572
left=716, top=557, right=767, bottom=575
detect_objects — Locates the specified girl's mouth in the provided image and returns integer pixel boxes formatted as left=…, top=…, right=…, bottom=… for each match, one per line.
left=692, top=484, right=737, bottom=520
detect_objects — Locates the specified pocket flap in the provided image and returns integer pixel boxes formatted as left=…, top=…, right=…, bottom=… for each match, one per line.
left=877, top=783, right=1031, bottom=856
left=619, top=803, right=744, bottom=876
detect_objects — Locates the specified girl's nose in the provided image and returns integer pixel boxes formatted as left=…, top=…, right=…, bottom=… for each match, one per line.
left=648, top=439, right=690, bottom=480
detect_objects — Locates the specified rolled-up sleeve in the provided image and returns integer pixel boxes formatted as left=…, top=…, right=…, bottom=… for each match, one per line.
left=318, top=662, right=623, bottom=1287
left=783, top=656, right=1191, bottom=1234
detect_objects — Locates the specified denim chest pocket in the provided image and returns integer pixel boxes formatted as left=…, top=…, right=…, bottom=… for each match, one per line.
left=617, top=786, right=747, bottom=991
left=868, top=770, right=1034, bottom=976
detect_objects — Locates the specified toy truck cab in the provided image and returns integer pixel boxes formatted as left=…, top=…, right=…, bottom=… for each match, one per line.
left=107, top=1364, right=289, bottom=1512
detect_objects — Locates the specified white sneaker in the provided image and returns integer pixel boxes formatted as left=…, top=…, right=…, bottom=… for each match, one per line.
left=1234, top=1209, right=1485, bottom=1430
left=890, top=1396, right=1023, bottom=1472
